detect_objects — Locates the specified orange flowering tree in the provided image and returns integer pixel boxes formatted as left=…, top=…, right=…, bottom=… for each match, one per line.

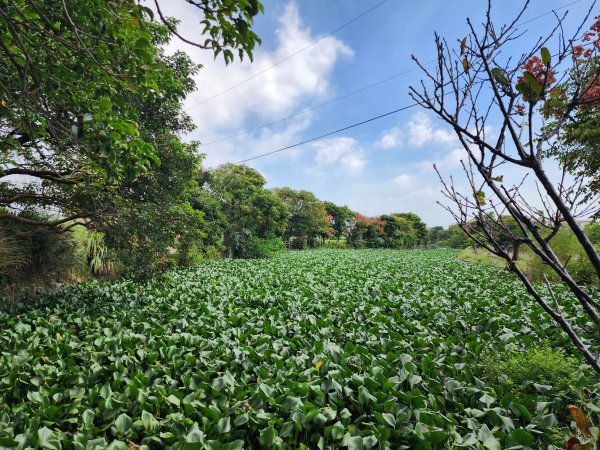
left=544, top=15, right=600, bottom=196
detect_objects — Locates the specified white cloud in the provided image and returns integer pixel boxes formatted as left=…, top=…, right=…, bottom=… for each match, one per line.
left=407, top=112, right=455, bottom=147
left=159, top=2, right=352, bottom=142
left=420, top=147, right=469, bottom=172
left=377, top=126, right=402, bottom=149
left=377, top=112, right=455, bottom=149
left=312, top=137, right=366, bottom=175
left=392, top=173, right=417, bottom=189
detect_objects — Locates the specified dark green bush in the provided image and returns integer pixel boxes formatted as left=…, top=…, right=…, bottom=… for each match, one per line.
left=483, top=346, right=580, bottom=396
left=241, top=235, right=285, bottom=258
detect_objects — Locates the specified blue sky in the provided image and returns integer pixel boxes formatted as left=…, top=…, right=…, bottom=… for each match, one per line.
left=158, top=0, right=596, bottom=226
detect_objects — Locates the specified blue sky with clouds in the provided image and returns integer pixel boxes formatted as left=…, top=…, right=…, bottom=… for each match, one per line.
left=157, top=0, right=595, bottom=226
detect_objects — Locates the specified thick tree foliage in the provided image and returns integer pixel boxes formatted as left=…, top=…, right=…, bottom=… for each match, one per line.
left=203, top=164, right=288, bottom=258
left=273, top=188, right=331, bottom=249
left=0, top=0, right=262, bottom=234
left=411, top=2, right=600, bottom=374
left=0, top=0, right=263, bottom=280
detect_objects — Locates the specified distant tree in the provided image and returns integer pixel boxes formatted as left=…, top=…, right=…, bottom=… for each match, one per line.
left=347, top=213, right=370, bottom=248
left=393, top=213, right=428, bottom=245
left=427, top=226, right=447, bottom=247
left=442, top=225, right=472, bottom=249
left=207, top=164, right=288, bottom=258
left=273, top=188, right=330, bottom=248
left=380, top=215, right=417, bottom=248
left=323, top=202, right=354, bottom=242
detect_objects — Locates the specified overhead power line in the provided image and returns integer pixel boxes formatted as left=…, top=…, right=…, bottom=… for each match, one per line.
left=204, top=0, right=587, bottom=147
left=235, top=102, right=418, bottom=164
left=203, top=64, right=427, bottom=146
left=188, top=0, right=389, bottom=108
left=225, top=0, right=592, bottom=165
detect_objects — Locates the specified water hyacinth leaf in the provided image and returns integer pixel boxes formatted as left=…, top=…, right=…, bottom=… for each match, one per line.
left=358, top=386, right=371, bottom=405
left=234, top=413, right=249, bottom=427
left=141, top=410, right=159, bottom=432
left=347, top=436, right=364, bottom=450
left=506, top=428, right=534, bottom=447
left=483, top=436, right=501, bottom=450
left=363, top=435, right=378, bottom=449
left=258, top=427, right=275, bottom=447
left=226, top=441, right=244, bottom=450
left=217, top=417, right=231, bottom=434
left=37, top=427, right=61, bottom=450
left=106, top=441, right=129, bottom=450
left=114, top=413, right=132, bottom=434
left=166, top=394, right=180, bottom=406
left=0, top=438, right=18, bottom=448
left=479, top=393, right=495, bottom=407
left=82, top=409, right=95, bottom=428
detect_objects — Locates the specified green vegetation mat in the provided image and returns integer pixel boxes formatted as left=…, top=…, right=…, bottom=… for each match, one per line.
left=0, top=249, right=598, bottom=449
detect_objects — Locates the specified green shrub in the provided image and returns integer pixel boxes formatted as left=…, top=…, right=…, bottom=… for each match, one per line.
left=241, top=235, right=285, bottom=258
left=483, top=346, right=580, bottom=396
left=0, top=231, right=27, bottom=278
left=0, top=228, right=79, bottom=301
left=288, top=235, right=309, bottom=249
left=585, top=221, right=600, bottom=245
left=72, top=228, right=119, bottom=278
left=525, top=227, right=598, bottom=285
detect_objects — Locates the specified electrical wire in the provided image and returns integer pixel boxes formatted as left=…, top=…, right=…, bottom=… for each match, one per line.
left=188, top=0, right=389, bottom=108
left=222, top=0, right=591, bottom=164
left=203, top=0, right=588, bottom=147
left=235, top=102, right=418, bottom=163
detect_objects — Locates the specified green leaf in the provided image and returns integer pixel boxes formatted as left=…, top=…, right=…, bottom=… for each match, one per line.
left=479, top=393, right=495, bottom=407
left=0, top=437, right=19, bottom=448
left=258, top=426, right=275, bottom=447
left=523, top=72, right=543, bottom=95
left=135, top=37, right=151, bottom=49
left=114, top=413, right=132, bottom=434
left=483, top=436, right=501, bottom=450
left=358, top=386, right=370, bottom=405
left=234, top=413, right=249, bottom=427
left=217, top=417, right=231, bottom=434
left=166, top=394, right=180, bottom=406
left=347, top=436, right=364, bottom=450
left=541, top=47, right=551, bottom=65
left=185, top=424, right=205, bottom=443
left=474, top=190, right=486, bottom=206
left=141, top=410, right=159, bottom=432
left=313, top=413, right=327, bottom=425
left=363, top=435, right=378, bottom=449
left=506, top=428, right=535, bottom=447
left=381, top=412, right=396, bottom=428
left=83, top=409, right=95, bottom=428
left=491, top=68, right=510, bottom=87
left=37, top=427, right=61, bottom=450
left=225, top=441, right=244, bottom=450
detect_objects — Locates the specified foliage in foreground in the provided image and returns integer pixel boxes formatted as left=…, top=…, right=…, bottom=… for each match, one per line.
left=458, top=223, right=600, bottom=286
left=0, top=250, right=599, bottom=449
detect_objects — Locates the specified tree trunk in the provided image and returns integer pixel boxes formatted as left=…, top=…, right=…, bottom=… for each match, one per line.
left=511, top=239, right=520, bottom=261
